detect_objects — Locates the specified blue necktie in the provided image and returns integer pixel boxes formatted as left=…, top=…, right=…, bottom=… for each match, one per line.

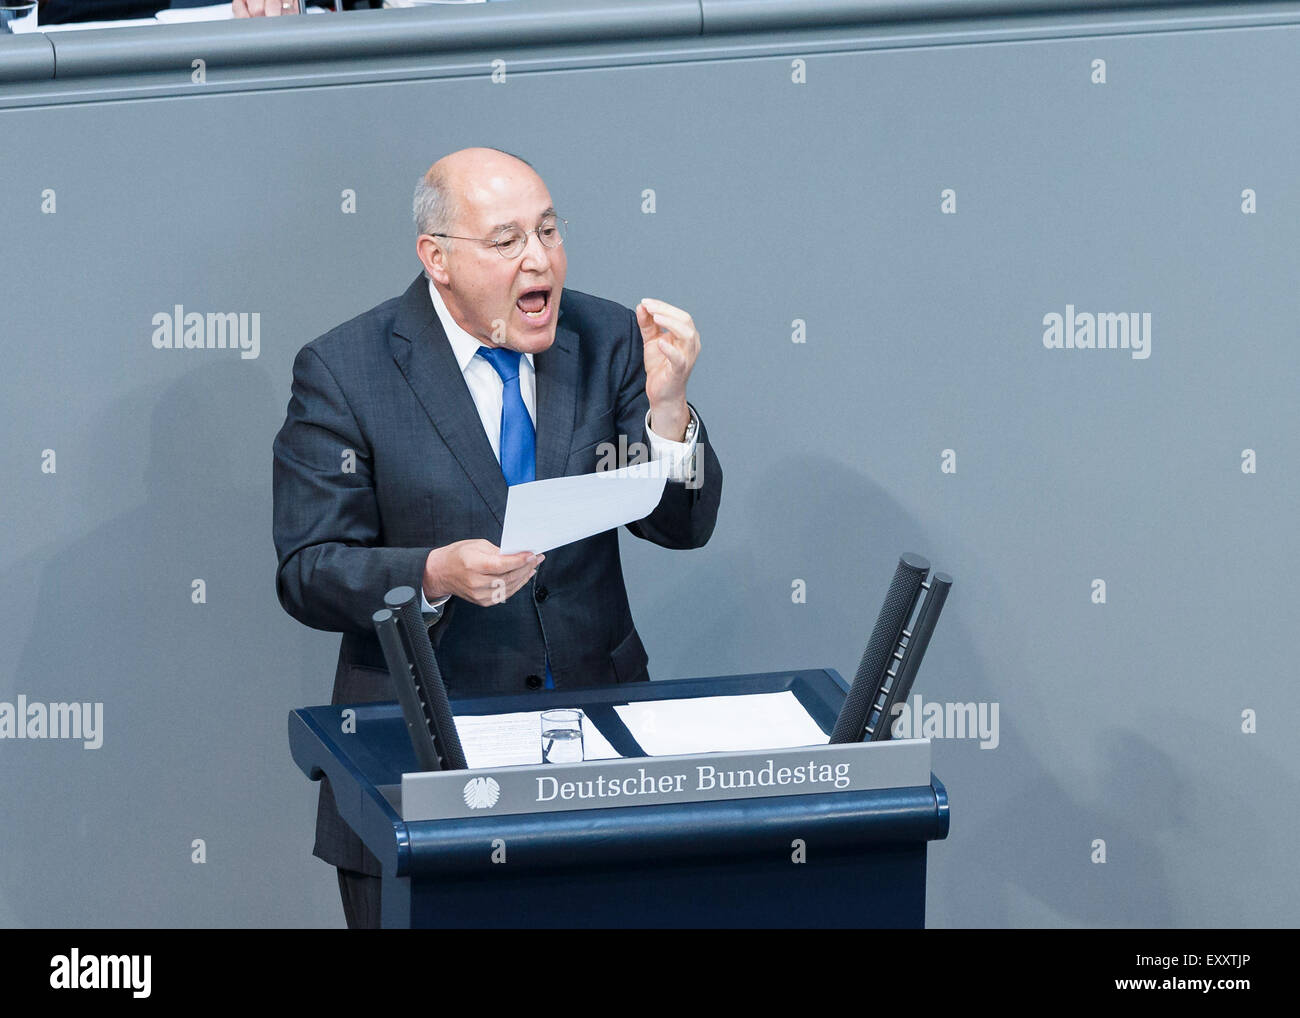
left=476, top=346, right=554, bottom=690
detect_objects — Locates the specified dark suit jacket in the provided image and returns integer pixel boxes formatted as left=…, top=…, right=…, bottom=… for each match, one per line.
left=272, top=273, right=722, bottom=873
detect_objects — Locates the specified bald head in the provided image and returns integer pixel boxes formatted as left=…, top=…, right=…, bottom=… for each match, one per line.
left=413, top=148, right=536, bottom=240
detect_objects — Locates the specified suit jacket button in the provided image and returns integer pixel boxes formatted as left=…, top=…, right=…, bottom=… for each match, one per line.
left=534, top=585, right=549, bottom=603
left=525, top=674, right=543, bottom=690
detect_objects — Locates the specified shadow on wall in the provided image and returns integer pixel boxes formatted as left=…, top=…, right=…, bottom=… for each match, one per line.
left=935, top=720, right=1185, bottom=927
left=626, top=453, right=947, bottom=685
left=628, top=452, right=1188, bottom=927
left=0, top=360, right=329, bottom=927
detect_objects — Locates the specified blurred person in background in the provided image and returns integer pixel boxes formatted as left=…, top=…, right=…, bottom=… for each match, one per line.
left=38, top=0, right=379, bottom=24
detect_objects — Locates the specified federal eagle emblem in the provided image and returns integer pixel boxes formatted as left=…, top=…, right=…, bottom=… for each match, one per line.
left=462, top=776, right=501, bottom=810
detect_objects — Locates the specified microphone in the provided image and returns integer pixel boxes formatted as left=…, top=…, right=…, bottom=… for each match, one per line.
left=868, top=571, right=951, bottom=741
left=372, top=585, right=467, bottom=771
left=830, top=553, right=932, bottom=744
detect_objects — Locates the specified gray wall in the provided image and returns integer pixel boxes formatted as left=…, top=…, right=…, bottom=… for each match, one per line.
left=1, top=0, right=1297, bottom=927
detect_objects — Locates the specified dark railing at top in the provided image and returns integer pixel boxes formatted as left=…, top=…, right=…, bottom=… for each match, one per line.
left=0, top=0, right=1274, bottom=85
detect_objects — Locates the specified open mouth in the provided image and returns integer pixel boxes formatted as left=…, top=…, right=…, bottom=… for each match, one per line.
left=516, top=287, right=551, bottom=319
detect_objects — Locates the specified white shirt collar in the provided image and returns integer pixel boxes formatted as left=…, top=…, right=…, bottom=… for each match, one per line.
left=427, top=277, right=534, bottom=374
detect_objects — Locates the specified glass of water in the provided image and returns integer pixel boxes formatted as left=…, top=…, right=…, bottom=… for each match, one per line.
left=0, top=3, right=37, bottom=33
left=540, top=709, right=584, bottom=764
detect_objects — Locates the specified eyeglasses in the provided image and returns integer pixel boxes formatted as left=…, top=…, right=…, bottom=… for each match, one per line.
left=430, top=216, right=567, bottom=259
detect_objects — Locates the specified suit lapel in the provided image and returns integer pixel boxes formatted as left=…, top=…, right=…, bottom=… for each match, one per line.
left=389, top=274, right=508, bottom=526
left=534, top=308, right=579, bottom=482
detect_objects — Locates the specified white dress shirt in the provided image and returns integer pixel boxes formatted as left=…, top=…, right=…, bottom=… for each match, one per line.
left=421, top=278, right=699, bottom=612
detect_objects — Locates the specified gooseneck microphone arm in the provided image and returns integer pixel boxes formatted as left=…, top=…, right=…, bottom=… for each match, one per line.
left=373, top=585, right=467, bottom=772
left=868, top=571, right=952, bottom=742
left=830, top=553, right=930, bottom=744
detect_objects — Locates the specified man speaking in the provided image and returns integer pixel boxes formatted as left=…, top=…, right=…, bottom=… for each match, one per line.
left=272, top=147, right=723, bottom=927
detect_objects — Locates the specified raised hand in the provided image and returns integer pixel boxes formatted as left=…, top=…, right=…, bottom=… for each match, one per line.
left=636, top=297, right=700, bottom=441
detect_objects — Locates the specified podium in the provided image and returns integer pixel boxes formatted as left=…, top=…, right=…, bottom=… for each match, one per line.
left=288, top=669, right=949, bottom=928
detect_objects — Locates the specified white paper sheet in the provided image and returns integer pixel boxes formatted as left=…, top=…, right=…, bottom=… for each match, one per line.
left=154, top=3, right=235, bottom=20
left=454, top=710, right=620, bottom=769
left=20, top=18, right=158, bottom=31
left=499, top=462, right=668, bottom=555
left=614, top=692, right=829, bottom=756
left=154, top=4, right=327, bottom=20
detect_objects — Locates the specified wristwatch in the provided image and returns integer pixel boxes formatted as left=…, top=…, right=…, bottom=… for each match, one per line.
left=423, top=595, right=450, bottom=629
left=680, top=406, right=699, bottom=446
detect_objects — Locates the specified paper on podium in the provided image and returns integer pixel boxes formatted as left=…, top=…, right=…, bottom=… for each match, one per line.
left=615, top=692, right=829, bottom=756
left=499, top=462, right=668, bottom=554
left=453, top=710, right=620, bottom=769
left=19, top=17, right=158, bottom=30
left=155, top=4, right=328, bottom=20
left=154, top=4, right=234, bottom=20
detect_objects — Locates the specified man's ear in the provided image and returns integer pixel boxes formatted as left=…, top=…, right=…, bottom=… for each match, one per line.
left=417, top=235, right=451, bottom=285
